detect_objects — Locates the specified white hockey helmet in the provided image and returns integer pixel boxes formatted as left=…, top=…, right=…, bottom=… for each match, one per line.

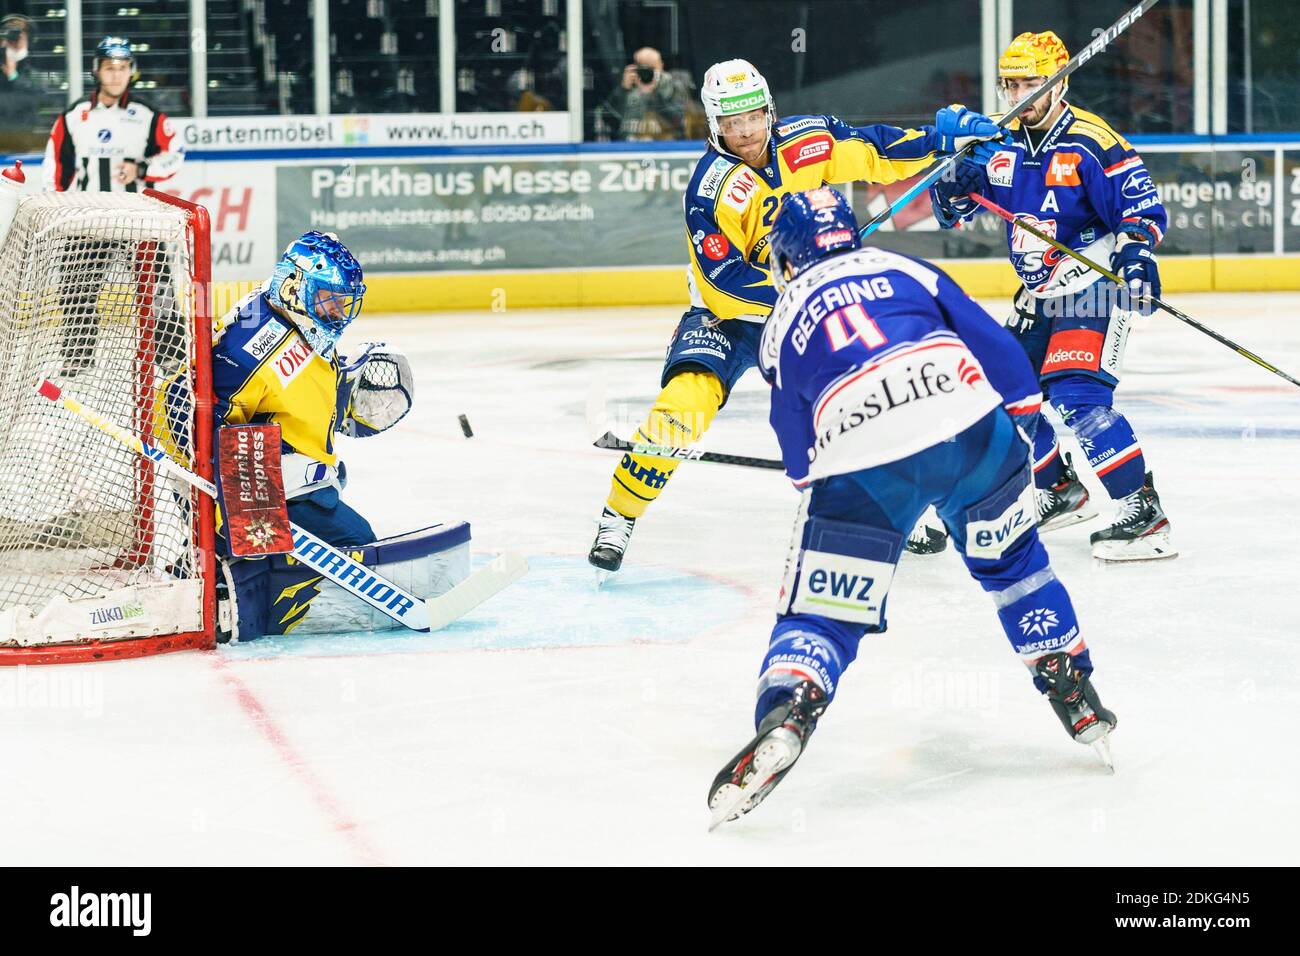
left=700, top=59, right=775, bottom=156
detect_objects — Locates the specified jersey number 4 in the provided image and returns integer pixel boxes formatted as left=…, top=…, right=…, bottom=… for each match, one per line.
left=824, top=303, right=887, bottom=352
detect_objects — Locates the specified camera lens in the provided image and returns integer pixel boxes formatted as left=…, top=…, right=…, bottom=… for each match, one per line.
left=635, top=66, right=656, bottom=84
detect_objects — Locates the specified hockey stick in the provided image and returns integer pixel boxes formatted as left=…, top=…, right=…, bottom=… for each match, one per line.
left=37, top=380, right=528, bottom=631
left=857, top=0, right=1160, bottom=239
left=965, top=193, right=1300, bottom=389
left=593, top=430, right=784, bottom=471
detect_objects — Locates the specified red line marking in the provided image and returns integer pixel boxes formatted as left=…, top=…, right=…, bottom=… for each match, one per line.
left=206, top=653, right=388, bottom=865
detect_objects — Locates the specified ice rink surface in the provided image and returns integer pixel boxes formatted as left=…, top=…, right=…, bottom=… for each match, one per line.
left=5, top=291, right=1300, bottom=865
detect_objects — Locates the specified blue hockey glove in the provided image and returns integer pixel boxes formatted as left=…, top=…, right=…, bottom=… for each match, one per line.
left=1111, top=236, right=1161, bottom=316
left=934, top=104, right=1008, bottom=154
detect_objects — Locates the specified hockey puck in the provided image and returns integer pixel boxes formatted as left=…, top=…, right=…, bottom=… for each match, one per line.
left=458, top=414, right=473, bottom=438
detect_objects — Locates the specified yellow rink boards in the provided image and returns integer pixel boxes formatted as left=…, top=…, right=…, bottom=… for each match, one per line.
left=212, top=255, right=1300, bottom=316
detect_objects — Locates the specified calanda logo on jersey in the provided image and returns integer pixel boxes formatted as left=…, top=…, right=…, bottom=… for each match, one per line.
left=780, top=134, right=833, bottom=172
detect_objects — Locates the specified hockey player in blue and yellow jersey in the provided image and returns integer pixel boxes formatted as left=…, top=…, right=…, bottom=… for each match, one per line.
left=707, top=188, right=1115, bottom=828
left=589, top=58, right=1009, bottom=575
left=929, top=31, right=1175, bottom=561
left=205, top=231, right=441, bottom=642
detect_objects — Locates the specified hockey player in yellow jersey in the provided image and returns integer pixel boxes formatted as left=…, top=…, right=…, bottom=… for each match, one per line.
left=588, top=58, right=1008, bottom=575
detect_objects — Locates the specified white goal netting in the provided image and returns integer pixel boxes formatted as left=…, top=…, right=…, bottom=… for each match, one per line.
left=0, top=192, right=209, bottom=653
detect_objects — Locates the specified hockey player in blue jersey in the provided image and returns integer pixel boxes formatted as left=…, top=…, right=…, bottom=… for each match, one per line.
left=928, top=31, right=1174, bottom=562
left=707, top=188, right=1115, bottom=828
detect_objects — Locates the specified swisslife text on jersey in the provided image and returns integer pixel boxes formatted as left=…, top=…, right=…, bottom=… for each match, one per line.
left=941, top=104, right=1167, bottom=298
left=684, top=114, right=945, bottom=321
left=760, top=246, right=1043, bottom=487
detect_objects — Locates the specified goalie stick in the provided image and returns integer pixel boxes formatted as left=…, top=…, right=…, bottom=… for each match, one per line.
left=593, top=430, right=784, bottom=470
left=965, top=193, right=1300, bottom=390
left=857, top=0, right=1161, bottom=239
left=37, top=380, right=527, bottom=632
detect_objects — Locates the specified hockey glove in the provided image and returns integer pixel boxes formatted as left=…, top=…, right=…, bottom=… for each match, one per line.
left=928, top=153, right=987, bottom=229
left=338, top=343, right=415, bottom=438
left=934, top=105, right=1009, bottom=154
left=1111, top=232, right=1161, bottom=316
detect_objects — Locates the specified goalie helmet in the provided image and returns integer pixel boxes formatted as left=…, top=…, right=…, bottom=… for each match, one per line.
left=700, top=59, right=775, bottom=157
left=266, top=231, right=366, bottom=359
left=768, top=187, right=860, bottom=293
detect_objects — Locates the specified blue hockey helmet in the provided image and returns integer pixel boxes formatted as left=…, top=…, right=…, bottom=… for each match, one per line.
left=768, top=187, right=862, bottom=292
left=266, top=231, right=366, bottom=358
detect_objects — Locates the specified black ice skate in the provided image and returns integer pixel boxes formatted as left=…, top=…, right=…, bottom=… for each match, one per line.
left=905, top=514, right=948, bottom=555
left=588, top=506, right=635, bottom=576
left=1089, top=471, right=1176, bottom=562
left=1035, top=652, right=1117, bottom=770
left=1036, top=452, right=1098, bottom=533
left=707, top=680, right=827, bottom=830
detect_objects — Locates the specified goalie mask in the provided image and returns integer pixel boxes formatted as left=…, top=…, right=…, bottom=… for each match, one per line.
left=700, top=59, right=775, bottom=158
left=266, top=231, right=366, bottom=359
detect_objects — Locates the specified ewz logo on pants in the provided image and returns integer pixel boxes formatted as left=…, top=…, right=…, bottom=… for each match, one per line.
left=965, top=480, right=1036, bottom=559
left=790, top=549, right=895, bottom=627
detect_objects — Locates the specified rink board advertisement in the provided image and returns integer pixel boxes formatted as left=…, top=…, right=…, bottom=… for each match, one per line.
left=273, top=155, right=700, bottom=272
left=11, top=139, right=1298, bottom=304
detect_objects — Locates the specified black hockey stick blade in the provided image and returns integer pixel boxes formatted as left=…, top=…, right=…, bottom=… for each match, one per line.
left=593, top=431, right=785, bottom=471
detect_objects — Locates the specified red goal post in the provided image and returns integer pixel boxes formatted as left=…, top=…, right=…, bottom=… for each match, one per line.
left=0, top=190, right=216, bottom=664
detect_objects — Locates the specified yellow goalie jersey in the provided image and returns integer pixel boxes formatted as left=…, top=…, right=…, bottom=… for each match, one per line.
left=208, top=289, right=345, bottom=466
left=685, top=114, right=945, bottom=321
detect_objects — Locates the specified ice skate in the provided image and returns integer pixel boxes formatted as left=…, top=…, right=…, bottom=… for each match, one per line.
left=588, top=506, right=635, bottom=578
left=1035, top=652, right=1117, bottom=771
left=1035, top=452, right=1098, bottom=532
left=905, top=512, right=948, bottom=555
left=708, top=681, right=826, bottom=830
left=1090, top=471, right=1176, bottom=562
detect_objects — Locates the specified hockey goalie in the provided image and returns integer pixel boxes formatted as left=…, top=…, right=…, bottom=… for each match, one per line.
left=196, top=230, right=469, bottom=642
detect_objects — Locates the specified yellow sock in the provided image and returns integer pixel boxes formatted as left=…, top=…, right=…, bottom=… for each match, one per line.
left=606, top=371, right=726, bottom=519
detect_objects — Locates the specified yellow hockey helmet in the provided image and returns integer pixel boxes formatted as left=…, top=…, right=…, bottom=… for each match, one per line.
left=999, top=31, right=1070, bottom=82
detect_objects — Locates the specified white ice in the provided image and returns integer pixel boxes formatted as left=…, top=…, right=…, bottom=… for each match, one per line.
left=4, top=292, right=1299, bottom=865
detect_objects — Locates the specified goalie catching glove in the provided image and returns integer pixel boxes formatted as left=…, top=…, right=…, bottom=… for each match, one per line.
left=338, top=342, right=414, bottom=438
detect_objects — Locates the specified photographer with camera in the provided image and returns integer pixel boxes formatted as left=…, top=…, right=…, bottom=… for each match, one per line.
left=600, top=46, right=686, bottom=141
left=0, top=14, right=44, bottom=146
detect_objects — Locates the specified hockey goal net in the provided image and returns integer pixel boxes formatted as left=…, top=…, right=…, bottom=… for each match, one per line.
left=0, top=190, right=215, bottom=664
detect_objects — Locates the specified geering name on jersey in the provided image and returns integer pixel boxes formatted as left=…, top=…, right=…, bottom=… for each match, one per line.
left=761, top=248, right=1043, bottom=486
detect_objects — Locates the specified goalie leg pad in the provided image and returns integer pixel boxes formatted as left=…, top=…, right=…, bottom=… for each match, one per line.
left=223, top=523, right=472, bottom=641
